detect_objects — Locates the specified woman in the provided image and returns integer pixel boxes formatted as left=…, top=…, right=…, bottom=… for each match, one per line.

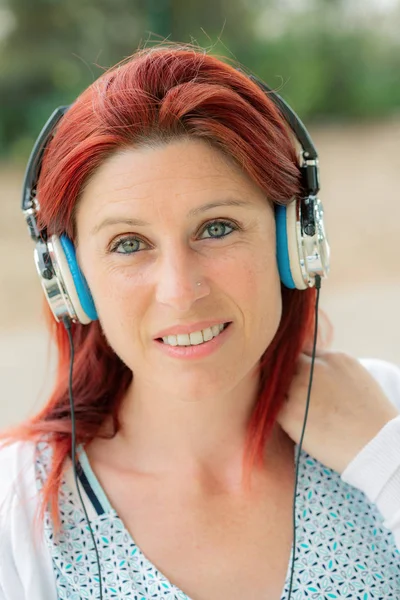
left=1, top=45, right=400, bottom=599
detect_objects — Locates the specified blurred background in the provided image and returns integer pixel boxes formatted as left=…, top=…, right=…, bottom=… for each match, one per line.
left=1, top=0, right=399, bottom=428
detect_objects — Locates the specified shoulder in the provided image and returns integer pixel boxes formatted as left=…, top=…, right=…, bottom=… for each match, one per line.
left=0, top=440, right=57, bottom=599
left=358, top=357, right=400, bottom=410
left=0, top=438, right=54, bottom=513
left=0, top=440, right=38, bottom=509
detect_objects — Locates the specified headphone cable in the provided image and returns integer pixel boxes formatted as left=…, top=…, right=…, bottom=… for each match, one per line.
left=63, top=317, right=104, bottom=600
left=286, top=274, right=321, bottom=598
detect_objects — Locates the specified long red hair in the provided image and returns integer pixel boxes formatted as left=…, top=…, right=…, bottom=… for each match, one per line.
left=3, top=45, right=327, bottom=529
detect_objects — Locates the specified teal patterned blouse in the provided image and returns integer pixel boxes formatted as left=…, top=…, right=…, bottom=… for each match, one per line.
left=34, top=441, right=400, bottom=599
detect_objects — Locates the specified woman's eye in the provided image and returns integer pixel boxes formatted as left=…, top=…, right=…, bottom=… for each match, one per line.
left=110, top=237, right=145, bottom=254
left=200, top=220, right=237, bottom=239
left=109, top=220, right=238, bottom=255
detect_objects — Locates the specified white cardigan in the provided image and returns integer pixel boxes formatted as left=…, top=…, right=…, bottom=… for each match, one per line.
left=1, top=357, right=400, bottom=600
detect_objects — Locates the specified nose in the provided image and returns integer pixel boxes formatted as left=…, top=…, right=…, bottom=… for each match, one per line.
left=155, top=247, right=210, bottom=312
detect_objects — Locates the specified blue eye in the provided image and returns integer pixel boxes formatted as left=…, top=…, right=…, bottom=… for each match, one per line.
left=110, top=237, right=144, bottom=254
left=200, top=220, right=237, bottom=239
left=109, top=219, right=238, bottom=255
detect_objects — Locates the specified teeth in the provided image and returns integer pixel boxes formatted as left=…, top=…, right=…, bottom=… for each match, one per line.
left=203, top=327, right=213, bottom=342
left=211, top=325, right=220, bottom=336
left=189, top=330, right=204, bottom=345
left=163, top=323, right=226, bottom=346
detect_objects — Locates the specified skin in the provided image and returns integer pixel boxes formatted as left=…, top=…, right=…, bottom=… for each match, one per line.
left=75, top=137, right=285, bottom=487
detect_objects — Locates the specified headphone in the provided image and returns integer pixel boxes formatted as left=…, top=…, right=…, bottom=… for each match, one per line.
left=21, top=71, right=329, bottom=600
left=21, top=74, right=330, bottom=325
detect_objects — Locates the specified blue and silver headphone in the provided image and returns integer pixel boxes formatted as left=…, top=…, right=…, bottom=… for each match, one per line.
left=21, top=74, right=330, bottom=325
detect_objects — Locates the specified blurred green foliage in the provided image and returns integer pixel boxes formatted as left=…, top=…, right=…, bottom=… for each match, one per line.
left=0, top=0, right=399, bottom=160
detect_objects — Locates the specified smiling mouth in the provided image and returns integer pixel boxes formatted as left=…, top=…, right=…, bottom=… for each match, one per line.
left=156, top=322, right=231, bottom=346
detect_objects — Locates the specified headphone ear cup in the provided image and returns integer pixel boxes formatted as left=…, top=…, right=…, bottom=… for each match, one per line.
left=275, top=202, right=307, bottom=290
left=53, top=235, right=98, bottom=323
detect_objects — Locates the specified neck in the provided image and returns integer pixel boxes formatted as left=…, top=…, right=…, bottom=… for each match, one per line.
left=118, top=371, right=258, bottom=476
left=90, top=367, right=294, bottom=489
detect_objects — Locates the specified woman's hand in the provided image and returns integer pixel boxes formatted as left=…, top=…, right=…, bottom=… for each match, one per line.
left=276, top=351, right=399, bottom=474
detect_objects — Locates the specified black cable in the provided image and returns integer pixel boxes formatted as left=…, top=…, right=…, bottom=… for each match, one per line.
left=287, top=274, right=322, bottom=599
left=63, top=317, right=104, bottom=600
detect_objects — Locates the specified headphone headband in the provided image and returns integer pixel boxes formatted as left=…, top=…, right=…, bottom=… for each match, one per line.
left=22, top=106, right=69, bottom=241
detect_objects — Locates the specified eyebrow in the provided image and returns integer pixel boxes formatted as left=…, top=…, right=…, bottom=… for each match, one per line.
left=91, top=198, right=255, bottom=235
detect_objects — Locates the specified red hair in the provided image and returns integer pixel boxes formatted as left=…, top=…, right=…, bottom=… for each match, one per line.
left=3, top=45, right=329, bottom=529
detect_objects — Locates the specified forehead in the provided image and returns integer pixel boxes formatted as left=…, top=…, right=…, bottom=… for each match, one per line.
left=76, top=137, right=268, bottom=222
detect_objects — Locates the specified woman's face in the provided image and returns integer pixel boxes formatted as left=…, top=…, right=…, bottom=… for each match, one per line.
left=75, top=138, right=282, bottom=401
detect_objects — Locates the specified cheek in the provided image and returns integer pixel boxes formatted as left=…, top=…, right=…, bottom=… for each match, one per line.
left=81, top=251, right=146, bottom=314
left=92, top=276, right=147, bottom=369
left=228, top=246, right=281, bottom=307
left=215, top=246, right=282, bottom=367
left=80, top=258, right=147, bottom=355
left=233, top=250, right=282, bottom=350
left=93, top=271, right=147, bottom=331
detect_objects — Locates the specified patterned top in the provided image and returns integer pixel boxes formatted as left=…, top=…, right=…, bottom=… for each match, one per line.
left=34, top=440, right=400, bottom=600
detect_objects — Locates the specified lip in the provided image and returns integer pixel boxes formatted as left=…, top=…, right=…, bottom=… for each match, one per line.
left=154, top=319, right=232, bottom=340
